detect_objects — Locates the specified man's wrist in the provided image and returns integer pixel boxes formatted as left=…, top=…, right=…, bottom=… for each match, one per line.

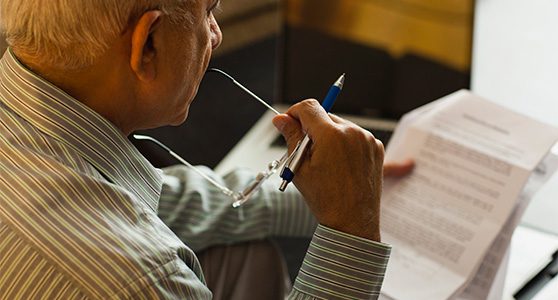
left=319, top=212, right=381, bottom=242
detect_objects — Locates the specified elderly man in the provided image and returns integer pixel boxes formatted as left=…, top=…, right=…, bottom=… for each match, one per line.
left=0, top=0, right=412, bottom=299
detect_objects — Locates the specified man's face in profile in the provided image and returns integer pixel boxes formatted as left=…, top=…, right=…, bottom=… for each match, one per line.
left=140, top=0, right=222, bottom=128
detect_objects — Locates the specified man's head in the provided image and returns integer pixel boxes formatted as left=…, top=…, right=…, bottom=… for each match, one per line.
left=0, top=0, right=222, bottom=133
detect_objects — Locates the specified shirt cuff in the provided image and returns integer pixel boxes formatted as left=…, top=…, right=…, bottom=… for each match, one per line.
left=292, top=224, right=391, bottom=299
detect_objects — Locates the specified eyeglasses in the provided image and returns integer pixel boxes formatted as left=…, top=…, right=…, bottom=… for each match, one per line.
left=133, top=68, right=289, bottom=208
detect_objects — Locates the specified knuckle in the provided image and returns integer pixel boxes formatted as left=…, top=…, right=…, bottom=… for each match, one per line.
left=304, top=98, right=320, bottom=106
left=344, top=125, right=370, bottom=141
left=289, top=99, right=321, bottom=119
left=296, top=99, right=319, bottom=110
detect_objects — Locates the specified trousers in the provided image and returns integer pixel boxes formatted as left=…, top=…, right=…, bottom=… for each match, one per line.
left=198, top=240, right=291, bottom=300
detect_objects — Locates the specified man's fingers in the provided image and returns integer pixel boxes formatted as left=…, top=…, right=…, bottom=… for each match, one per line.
left=272, top=114, right=305, bottom=154
left=383, top=159, right=415, bottom=177
left=325, top=111, right=413, bottom=178
left=285, top=99, right=335, bottom=137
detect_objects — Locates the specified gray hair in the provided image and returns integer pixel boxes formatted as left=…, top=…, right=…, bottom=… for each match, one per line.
left=0, top=0, right=190, bottom=70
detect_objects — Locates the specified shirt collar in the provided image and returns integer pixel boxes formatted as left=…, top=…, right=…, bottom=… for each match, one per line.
left=0, top=49, right=162, bottom=211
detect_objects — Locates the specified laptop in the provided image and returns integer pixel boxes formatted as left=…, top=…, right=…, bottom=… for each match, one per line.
left=215, top=0, right=474, bottom=179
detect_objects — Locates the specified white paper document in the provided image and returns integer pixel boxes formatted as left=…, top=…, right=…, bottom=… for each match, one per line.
left=380, top=90, right=558, bottom=300
left=458, top=147, right=558, bottom=300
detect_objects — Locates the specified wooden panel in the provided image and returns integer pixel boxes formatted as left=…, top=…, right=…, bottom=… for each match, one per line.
left=285, top=0, right=473, bottom=71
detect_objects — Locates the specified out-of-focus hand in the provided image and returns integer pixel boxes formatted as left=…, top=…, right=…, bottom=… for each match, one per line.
left=273, top=99, right=386, bottom=242
left=384, top=159, right=414, bottom=177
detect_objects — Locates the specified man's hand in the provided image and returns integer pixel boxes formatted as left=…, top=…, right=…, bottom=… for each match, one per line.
left=384, top=160, right=414, bottom=177
left=273, top=99, right=390, bottom=242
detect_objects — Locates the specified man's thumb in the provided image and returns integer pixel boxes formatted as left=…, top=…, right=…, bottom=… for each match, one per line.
left=272, top=114, right=304, bottom=153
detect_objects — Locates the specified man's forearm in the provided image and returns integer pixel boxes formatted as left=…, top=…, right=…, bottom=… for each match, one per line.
left=158, top=165, right=317, bottom=252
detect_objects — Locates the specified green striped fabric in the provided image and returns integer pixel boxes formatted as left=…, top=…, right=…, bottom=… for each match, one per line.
left=0, top=49, right=391, bottom=299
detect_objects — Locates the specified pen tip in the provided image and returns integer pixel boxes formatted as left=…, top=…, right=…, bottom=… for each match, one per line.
left=335, top=73, right=345, bottom=88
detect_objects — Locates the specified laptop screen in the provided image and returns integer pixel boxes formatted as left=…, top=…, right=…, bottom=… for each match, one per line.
left=277, top=0, right=475, bottom=120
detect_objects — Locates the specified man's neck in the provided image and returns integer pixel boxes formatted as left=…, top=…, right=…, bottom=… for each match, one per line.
left=13, top=48, right=138, bottom=135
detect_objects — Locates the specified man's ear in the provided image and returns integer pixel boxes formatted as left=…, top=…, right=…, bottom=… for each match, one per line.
left=130, top=10, right=163, bottom=82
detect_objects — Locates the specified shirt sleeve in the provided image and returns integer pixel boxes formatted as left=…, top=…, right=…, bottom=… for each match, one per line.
left=158, top=165, right=391, bottom=299
left=288, top=225, right=391, bottom=300
left=157, top=165, right=317, bottom=252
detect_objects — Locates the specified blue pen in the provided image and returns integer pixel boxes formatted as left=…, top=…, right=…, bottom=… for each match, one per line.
left=279, top=74, right=345, bottom=191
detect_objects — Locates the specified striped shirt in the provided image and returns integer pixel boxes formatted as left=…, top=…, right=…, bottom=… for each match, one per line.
left=0, top=49, right=391, bottom=299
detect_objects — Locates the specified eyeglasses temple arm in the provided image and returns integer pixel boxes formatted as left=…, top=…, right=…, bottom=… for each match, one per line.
left=133, top=134, right=240, bottom=199
left=206, top=68, right=280, bottom=115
